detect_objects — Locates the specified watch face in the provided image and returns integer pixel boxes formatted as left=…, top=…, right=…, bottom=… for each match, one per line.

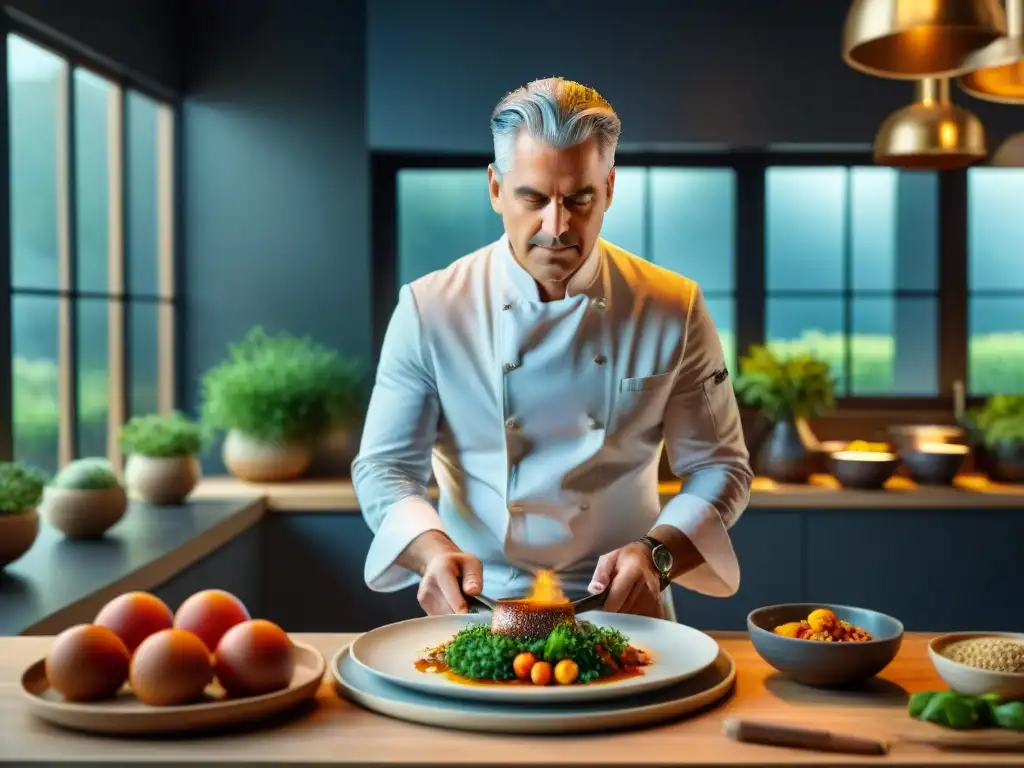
left=652, top=545, right=673, bottom=573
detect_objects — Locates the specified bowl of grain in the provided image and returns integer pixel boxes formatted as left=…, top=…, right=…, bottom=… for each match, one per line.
left=929, top=632, right=1024, bottom=699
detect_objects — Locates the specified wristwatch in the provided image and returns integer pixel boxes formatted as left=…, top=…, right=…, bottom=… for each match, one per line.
left=638, top=535, right=673, bottom=591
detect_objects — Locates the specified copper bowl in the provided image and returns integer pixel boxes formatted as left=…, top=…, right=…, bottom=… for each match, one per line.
left=490, top=599, right=576, bottom=637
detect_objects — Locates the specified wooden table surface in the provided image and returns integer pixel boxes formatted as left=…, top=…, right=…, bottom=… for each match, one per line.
left=3, top=631, right=1021, bottom=765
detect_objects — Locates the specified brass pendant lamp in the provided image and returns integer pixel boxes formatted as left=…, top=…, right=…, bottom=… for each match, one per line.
left=958, top=0, right=1024, bottom=103
left=843, top=0, right=1006, bottom=79
left=990, top=132, right=1024, bottom=166
left=874, top=78, right=988, bottom=168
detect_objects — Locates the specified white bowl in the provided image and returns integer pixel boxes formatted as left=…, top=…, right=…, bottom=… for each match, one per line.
left=928, top=632, right=1024, bottom=699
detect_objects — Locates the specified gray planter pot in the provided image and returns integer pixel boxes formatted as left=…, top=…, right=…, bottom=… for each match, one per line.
left=756, top=417, right=819, bottom=484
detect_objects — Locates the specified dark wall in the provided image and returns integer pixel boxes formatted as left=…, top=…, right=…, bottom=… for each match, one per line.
left=180, top=0, right=370, bottom=469
left=367, top=0, right=1023, bottom=152
left=6, top=0, right=181, bottom=93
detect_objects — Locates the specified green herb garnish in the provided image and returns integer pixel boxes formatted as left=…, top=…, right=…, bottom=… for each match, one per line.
left=909, top=691, right=1024, bottom=731
left=436, top=620, right=633, bottom=683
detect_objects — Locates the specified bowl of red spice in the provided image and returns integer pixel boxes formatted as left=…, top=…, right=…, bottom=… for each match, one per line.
left=929, top=632, right=1024, bottom=700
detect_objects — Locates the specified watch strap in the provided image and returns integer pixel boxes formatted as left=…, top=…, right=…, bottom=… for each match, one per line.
left=638, top=535, right=672, bottom=590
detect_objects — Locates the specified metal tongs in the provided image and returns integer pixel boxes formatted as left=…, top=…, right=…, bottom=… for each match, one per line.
left=463, top=588, right=609, bottom=616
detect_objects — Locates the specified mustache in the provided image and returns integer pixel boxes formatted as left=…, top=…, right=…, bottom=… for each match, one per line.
left=529, top=233, right=579, bottom=249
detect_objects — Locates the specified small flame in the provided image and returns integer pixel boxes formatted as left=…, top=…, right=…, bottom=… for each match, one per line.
left=525, top=569, right=569, bottom=604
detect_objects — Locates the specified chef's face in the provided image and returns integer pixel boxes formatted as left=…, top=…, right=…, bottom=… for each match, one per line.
left=488, top=133, right=615, bottom=299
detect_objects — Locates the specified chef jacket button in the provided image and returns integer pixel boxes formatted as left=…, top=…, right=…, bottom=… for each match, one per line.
left=505, top=418, right=521, bottom=430
left=502, top=303, right=512, bottom=311
left=508, top=502, right=524, bottom=514
left=588, top=417, right=602, bottom=430
left=593, top=354, right=606, bottom=366
left=503, top=362, right=518, bottom=373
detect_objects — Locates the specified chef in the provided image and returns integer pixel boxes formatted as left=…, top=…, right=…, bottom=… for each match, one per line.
left=352, top=76, right=753, bottom=620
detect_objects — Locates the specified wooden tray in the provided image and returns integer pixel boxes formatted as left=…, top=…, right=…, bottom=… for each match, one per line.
left=332, top=644, right=736, bottom=734
left=20, top=640, right=325, bottom=735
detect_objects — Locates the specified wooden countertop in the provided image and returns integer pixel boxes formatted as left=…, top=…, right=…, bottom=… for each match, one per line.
left=2, top=631, right=1019, bottom=765
left=190, top=472, right=1024, bottom=512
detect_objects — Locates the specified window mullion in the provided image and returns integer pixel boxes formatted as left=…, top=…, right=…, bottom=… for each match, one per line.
left=156, top=103, right=175, bottom=414
left=735, top=158, right=765, bottom=360
left=938, top=170, right=969, bottom=400
left=106, top=84, right=126, bottom=472
left=843, top=167, right=853, bottom=397
left=0, top=30, right=13, bottom=462
left=58, top=61, right=77, bottom=467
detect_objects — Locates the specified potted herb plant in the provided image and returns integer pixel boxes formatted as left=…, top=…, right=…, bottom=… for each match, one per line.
left=0, top=463, right=47, bottom=569
left=964, top=394, right=1024, bottom=483
left=41, top=458, right=128, bottom=539
left=734, top=344, right=836, bottom=483
left=121, top=412, right=205, bottom=504
left=200, top=326, right=365, bottom=482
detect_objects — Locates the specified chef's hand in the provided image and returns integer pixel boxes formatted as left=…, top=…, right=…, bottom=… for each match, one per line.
left=588, top=543, right=664, bottom=619
left=399, top=531, right=484, bottom=616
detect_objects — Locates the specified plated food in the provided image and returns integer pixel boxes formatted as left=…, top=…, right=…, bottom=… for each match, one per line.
left=772, top=608, right=873, bottom=643
left=843, top=440, right=890, bottom=453
left=939, top=636, right=1024, bottom=674
left=44, top=589, right=295, bottom=706
left=351, top=610, right=718, bottom=704
left=747, top=603, right=903, bottom=687
left=419, top=617, right=650, bottom=687
left=928, top=632, right=1024, bottom=700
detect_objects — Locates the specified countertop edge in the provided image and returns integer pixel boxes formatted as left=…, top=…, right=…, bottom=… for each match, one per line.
left=18, top=498, right=267, bottom=636
left=189, top=475, right=1024, bottom=513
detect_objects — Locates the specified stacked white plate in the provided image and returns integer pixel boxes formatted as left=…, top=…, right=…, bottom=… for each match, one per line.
left=332, top=610, right=737, bottom=733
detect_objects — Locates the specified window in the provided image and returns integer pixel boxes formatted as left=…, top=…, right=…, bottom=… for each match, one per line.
left=967, top=168, right=1024, bottom=395
left=380, top=154, right=1023, bottom=406
left=394, top=165, right=738, bottom=370
left=7, top=34, right=177, bottom=475
left=764, top=166, right=939, bottom=396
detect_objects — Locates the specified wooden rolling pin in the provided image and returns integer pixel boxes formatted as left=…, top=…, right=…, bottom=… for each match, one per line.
left=723, top=718, right=889, bottom=756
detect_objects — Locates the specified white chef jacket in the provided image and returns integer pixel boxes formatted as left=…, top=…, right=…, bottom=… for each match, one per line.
left=352, top=234, right=753, bottom=601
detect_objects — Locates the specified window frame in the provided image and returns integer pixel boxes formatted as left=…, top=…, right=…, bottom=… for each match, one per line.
left=0, top=11, right=183, bottom=470
left=371, top=149, right=975, bottom=413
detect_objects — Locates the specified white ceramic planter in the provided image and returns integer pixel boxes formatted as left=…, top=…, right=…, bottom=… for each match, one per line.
left=222, top=429, right=311, bottom=482
left=125, top=454, right=202, bottom=505
left=41, top=485, right=128, bottom=539
left=0, top=509, right=39, bottom=568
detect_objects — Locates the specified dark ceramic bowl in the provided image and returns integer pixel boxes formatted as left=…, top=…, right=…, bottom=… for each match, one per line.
left=747, top=603, right=904, bottom=687
left=828, top=450, right=900, bottom=490
left=900, top=443, right=970, bottom=486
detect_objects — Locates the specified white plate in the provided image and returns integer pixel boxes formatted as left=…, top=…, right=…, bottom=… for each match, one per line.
left=349, top=611, right=720, bottom=704
left=334, top=644, right=736, bottom=733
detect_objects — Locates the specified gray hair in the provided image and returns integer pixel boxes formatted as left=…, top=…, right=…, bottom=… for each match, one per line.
left=489, top=77, right=621, bottom=178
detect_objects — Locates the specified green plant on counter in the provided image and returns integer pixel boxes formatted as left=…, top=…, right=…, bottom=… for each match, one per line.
left=50, top=457, right=121, bottom=490
left=733, top=344, right=836, bottom=422
left=983, top=413, right=1024, bottom=448
left=0, top=463, right=48, bottom=514
left=120, top=412, right=207, bottom=457
left=909, top=691, right=1024, bottom=731
left=964, top=394, right=1024, bottom=447
left=200, top=326, right=366, bottom=445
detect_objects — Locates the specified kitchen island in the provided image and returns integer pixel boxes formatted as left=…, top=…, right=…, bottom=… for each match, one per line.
left=2, top=631, right=1020, bottom=765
